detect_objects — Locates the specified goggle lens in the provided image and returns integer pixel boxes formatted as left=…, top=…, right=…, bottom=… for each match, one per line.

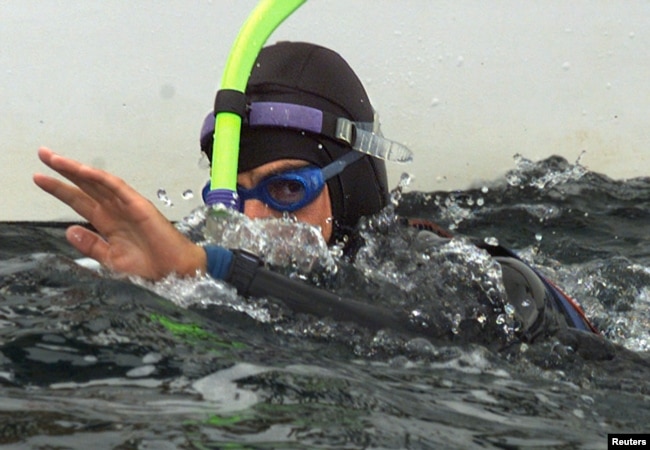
left=235, top=167, right=324, bottom=213
left=265, top=178, right=307, bottom=206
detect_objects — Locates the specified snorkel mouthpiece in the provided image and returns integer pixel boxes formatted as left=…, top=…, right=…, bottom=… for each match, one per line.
left=204, top=188, right=241, bottom=210
left=205, top=0, right=306, bottom=208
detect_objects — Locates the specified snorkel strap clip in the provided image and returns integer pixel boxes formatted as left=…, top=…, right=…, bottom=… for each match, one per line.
left=214, top=89, right=248, bottom=118
left=334, top=117, right=359, bottom=146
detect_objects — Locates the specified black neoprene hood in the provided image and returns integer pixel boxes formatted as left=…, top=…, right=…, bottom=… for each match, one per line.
left=202, top=41, right=390, bottom=241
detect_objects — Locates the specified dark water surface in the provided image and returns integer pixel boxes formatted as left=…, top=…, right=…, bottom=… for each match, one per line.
left=1, top=156, right=649, bottom=449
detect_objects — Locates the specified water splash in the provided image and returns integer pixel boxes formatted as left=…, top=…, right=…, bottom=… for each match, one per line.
left=156, top=188, right=173, bottom=207
left=353, top=208, right=518, bottom=345
left=389, top=172, right=415, bottom=206
left=507, top=153, right=587, bottom=190
left=142, top=273, right=273, bottom=324
left=555, top=257, right=650, bottom=352
left=203, top=204, right=337, bottom=277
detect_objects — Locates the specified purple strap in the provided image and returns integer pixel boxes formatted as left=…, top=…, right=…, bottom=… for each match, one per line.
left=201, top=102, right=329, bottom=144
left=249, top=102, right=324, bottom=134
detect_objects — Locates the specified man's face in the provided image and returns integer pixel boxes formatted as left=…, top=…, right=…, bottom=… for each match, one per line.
left=237, top=159, right=333, bottom=242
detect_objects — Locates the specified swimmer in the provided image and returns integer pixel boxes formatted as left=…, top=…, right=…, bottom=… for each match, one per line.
left=34, top=41, right=596, bottom=342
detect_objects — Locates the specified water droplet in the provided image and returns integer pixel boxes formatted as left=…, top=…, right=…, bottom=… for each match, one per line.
left=157, top=189, right=173, bottom=207
left=481, top=186, right=489, bottom=194
left=476, top=198, right=485, bottom=207
left=399, top=172, right=414, bottom=188
left=506, top=173, right=522, bottom=187
left=535, top=233, right=543, bottom=242
left=182, top=189, right=194, bottom=200
left=562, top=61, right=571, bottom=71
left=451, top=313, right=461, bottom=334
left=431, top=97, right=440, bottom=107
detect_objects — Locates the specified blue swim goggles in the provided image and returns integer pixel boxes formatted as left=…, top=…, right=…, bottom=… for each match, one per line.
left=202, top=151, right=365, bottom=213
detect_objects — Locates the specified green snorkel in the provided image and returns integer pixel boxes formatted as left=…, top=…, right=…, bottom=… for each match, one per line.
left=204, top=0, right=306, bottom=209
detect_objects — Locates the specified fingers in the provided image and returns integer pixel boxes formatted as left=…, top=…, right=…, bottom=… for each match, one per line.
left=66, top=225, right=110, bottom=264
left=36, top=147, right=139, bottom=211
left=33, top=172, right=100, bottom=220
left=35, top=148, right=186, bottom=279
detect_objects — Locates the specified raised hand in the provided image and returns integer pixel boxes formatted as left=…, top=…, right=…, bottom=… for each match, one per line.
left=33, top=147, right=206, bottom=280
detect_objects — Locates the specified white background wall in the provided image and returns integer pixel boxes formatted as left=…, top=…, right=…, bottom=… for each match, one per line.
left=3, top=0, right=649, bottom=221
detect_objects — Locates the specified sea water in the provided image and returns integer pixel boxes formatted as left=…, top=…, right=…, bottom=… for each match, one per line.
left=0, top=155, right=648, bottom=449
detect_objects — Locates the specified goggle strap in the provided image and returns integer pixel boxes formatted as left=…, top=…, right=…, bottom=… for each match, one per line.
left=320, top=151, right=365, bottom=180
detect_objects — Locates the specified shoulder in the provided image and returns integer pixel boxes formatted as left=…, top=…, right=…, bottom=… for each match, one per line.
left=399, top=216, right=598, bottom=339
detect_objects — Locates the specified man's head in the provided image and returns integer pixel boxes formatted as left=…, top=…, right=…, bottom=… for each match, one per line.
left=201, top=41, right=390, bottom=243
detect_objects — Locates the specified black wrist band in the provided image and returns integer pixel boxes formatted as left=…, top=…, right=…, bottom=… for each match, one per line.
left=225, top=249, right=263, bottom=295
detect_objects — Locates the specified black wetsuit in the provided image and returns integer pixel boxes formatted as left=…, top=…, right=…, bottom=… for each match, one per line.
left=405, top=217, right=596, bottom=339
